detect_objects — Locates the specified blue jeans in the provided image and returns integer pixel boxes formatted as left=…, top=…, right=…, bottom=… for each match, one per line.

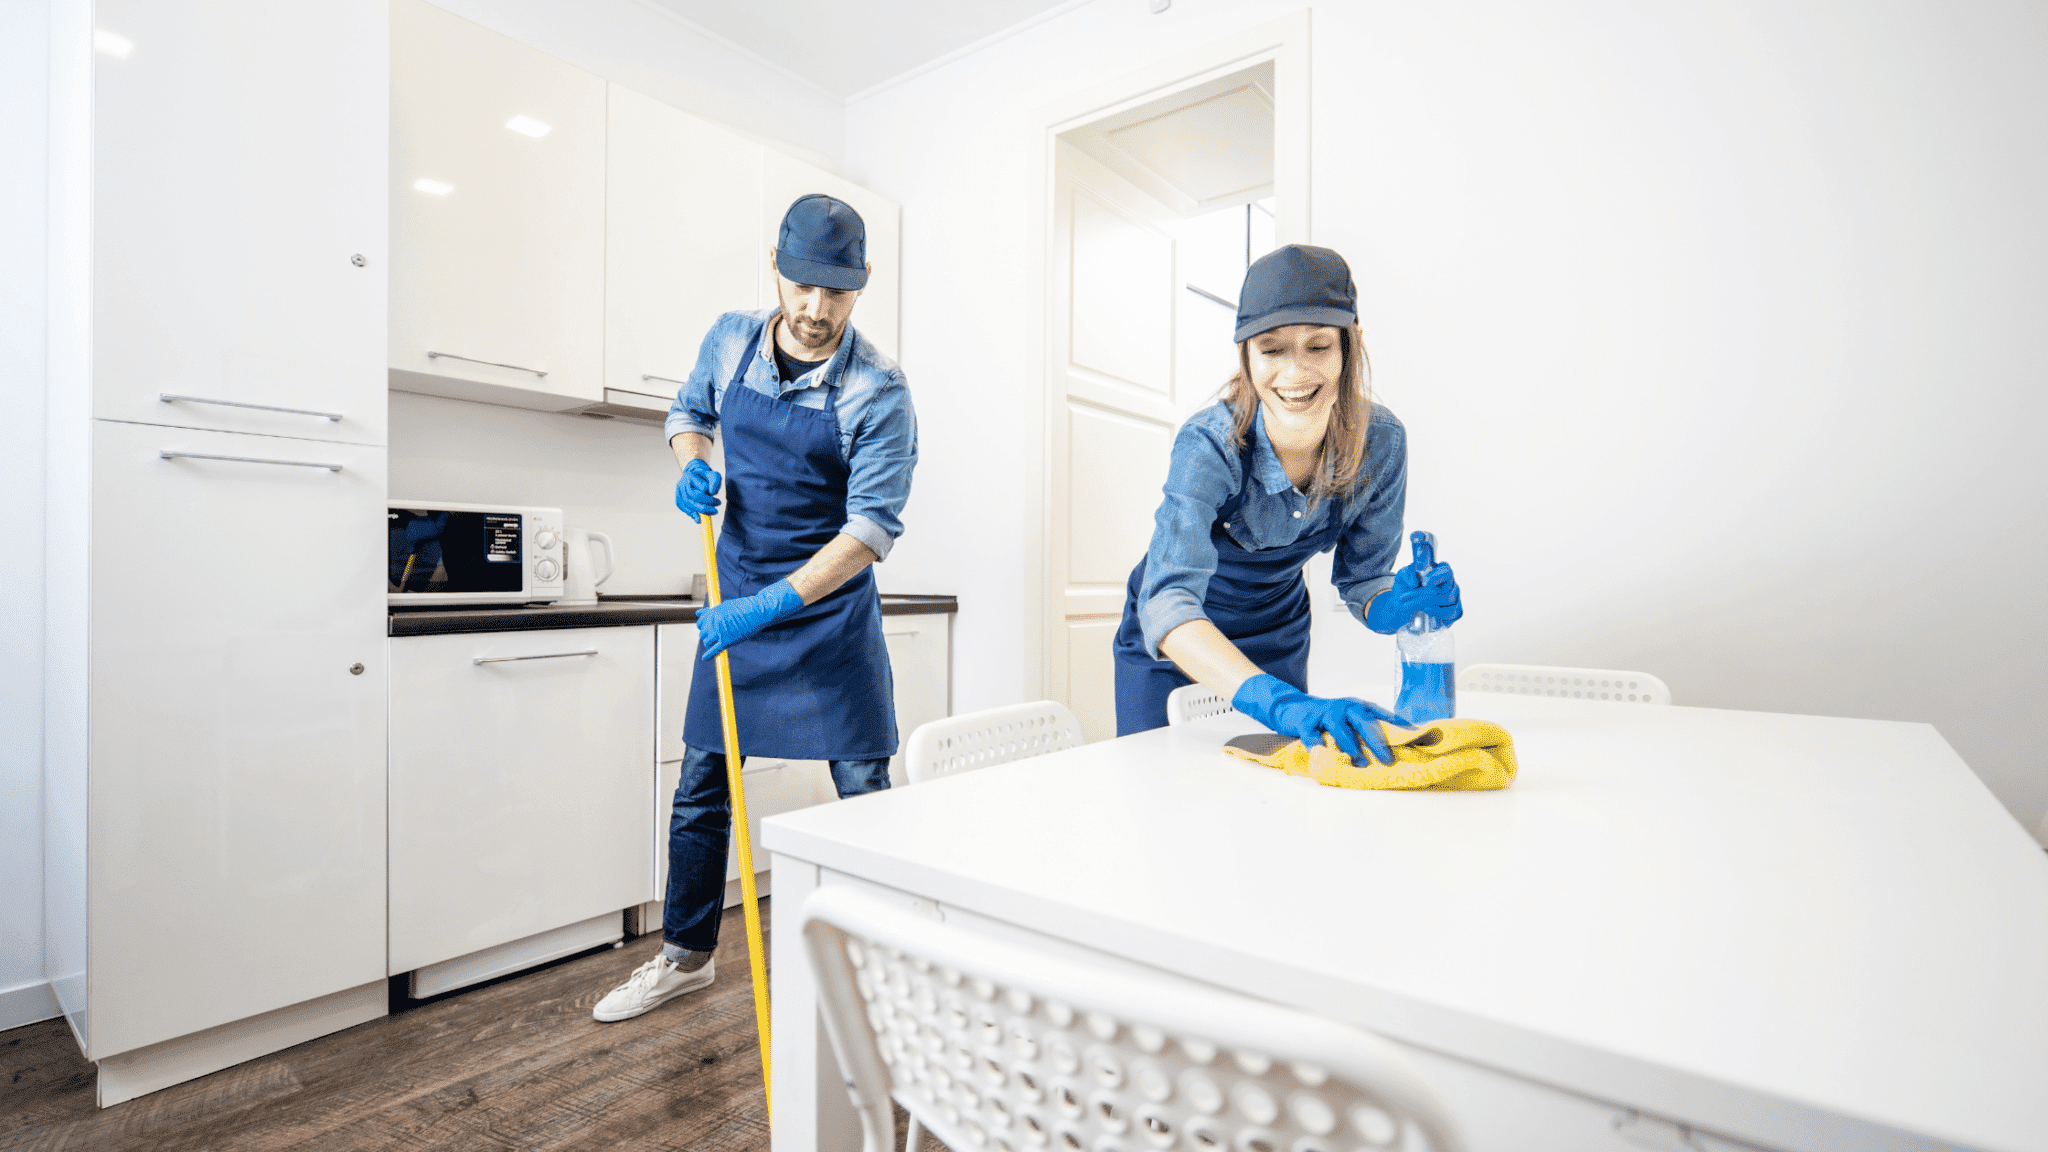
left=662, top=744, right=892, bottom=951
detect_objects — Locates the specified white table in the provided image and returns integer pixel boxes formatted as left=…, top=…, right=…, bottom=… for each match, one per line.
left=764, top=692, right=2048, bottom=1152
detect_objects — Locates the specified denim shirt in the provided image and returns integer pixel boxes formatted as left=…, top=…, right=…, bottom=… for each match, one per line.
left=1135, top=401, right=1408, bottom=659
left=664, top=308, right=917, bottom=561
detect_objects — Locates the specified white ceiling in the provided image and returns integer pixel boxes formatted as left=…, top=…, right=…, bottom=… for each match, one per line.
left=643, top=0, right=1082, bottom=99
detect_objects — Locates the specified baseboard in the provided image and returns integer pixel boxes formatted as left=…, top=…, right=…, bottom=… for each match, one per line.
left=95, top=979, right=386, bottom=1107
left=0, top=979, right=61, bottom=1032
left=407, top=911, right=624, bottom=999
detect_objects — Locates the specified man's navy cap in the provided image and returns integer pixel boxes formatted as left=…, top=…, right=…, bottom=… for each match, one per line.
left=1234, top=244, right=1357, bottom=343
left=776, top=194, right=869, bottom=291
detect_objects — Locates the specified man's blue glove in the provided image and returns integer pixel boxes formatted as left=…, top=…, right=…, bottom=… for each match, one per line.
left=697, top=579, right=804, bottom=660
left=1231, top=673, right=1400, bottom=765
left=1364, top=532, right=1462, bottom=633
left=674, top=459, right=722, bottom=523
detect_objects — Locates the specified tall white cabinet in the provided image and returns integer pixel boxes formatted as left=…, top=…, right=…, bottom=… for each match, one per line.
left=48, top=0, right=390, bottom=1106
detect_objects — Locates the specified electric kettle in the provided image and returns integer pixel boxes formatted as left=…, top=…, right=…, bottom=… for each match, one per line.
left=559, top=527, right=615, bottom=606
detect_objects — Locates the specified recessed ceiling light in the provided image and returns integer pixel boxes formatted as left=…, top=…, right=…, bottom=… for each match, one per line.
left=413, top=178, right=453, bottom=196
left=505, top=115, right=551, bottom=138
left=94, top=30, right=133, bottom=58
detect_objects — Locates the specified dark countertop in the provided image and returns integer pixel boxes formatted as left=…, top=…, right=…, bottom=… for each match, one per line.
left=389, top=593, right=957, bottom=637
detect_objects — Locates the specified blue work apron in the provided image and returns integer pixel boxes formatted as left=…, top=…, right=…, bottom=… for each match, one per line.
left=683, top=321, right=897, bottom=761
left=1112, top=449, right=1339, bottom=735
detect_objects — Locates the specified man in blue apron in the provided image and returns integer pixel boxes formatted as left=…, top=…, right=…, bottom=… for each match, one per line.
left=594, top=194, right=917, bottom=1022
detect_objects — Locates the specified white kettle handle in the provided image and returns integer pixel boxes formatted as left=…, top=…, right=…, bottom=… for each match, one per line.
left=585, top=531, right=615, bottom=587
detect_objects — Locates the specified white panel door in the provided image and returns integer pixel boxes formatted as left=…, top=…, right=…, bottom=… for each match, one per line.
left=93, top=0, right=387, bottom=445
left=606, top=86, right=763, bottom=404
left=1049, top=141, right=1185, bottom=741
left=760, top=150, right=902, bottom=362
left=389, top=0, right=606, bottom=410
left=88, top=422, right=388, bottom=1059
left=388, top=626, right=653, bottom=974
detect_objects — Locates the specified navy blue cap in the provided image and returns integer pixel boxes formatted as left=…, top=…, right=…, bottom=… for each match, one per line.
left=1234, top=244, right=1357, bottom=343
left=776, top=194, right=869, bottom=291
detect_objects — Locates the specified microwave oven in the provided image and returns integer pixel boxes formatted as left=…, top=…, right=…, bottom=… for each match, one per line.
left=388, top=500, right=564, bottom=606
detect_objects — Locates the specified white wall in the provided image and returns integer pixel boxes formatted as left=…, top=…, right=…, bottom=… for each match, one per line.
left=847, top=0, right=2048, bottom=837
left=390, top=392, right=706, bottom=594
left=421, top=0, right=843, bottom=169
left=1, top=0, right=57, bottom=1031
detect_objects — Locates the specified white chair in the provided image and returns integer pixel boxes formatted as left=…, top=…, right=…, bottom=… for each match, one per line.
left=1458, top=663, right=1672, bottom=705
left=1164, top=682, right=1244, bottom=727
left=904, top=700, right=1084, bottom=786
left=802, top=884, right=1466, bottom=1152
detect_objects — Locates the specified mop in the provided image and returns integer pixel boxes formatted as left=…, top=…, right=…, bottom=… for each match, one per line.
left=700, top=515, right=774, bottom=1113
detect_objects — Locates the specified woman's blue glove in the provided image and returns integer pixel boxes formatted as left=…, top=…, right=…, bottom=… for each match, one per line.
left=697, top=579, right=804, bottom=659
left=1231, top=673, right=1400, bottom=765
left=1364, top=532, right=1462, bottom=633
left=674, top=459, right=722, bottom=522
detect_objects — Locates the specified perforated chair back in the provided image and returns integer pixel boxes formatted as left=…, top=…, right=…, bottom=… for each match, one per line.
left=905, top=701, right=1085, bottom=785
left=1165, top=683, right=1243, bottom=727
left=1459, top=663, right=1671, bottom=705
left=803, top=885, right=1465, bottom=1152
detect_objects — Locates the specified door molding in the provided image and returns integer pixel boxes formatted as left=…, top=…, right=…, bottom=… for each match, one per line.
left=1026, top=10, right=1313, bottom=705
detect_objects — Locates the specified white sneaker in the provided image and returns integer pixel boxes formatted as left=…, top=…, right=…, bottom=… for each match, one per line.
left=593, top=955, right=715, bottom=1022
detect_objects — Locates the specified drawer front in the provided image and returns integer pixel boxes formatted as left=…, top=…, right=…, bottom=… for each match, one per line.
left=389, top=625, right=653, bottom=972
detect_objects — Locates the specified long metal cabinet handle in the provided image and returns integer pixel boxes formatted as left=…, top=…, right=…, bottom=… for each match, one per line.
left=427, top=350, right=549, bottom=378
left=640, top=373, right=688, bottom=387
left=473, top=650, right=599, bottom=665
left=159, top=450, right=343, bottom=471
left=159, top=393, right=344, bottom=421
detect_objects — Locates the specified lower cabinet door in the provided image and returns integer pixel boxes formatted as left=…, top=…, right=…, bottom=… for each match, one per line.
left=389, top=625, right=653, bottom=973
left=883, top=615, right=950, bottom=786
left=88, top=422, right=389, bottom=1058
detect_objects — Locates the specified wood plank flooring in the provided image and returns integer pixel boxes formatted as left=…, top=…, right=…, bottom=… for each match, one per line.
left=2, top=904, right=794, bottom=1152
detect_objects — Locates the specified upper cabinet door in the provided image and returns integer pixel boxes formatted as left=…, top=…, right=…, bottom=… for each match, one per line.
left=93, top=0, right=388, bottom=445
left=389, top=0, right=605, bottom=410
left=606, top=86, right=764, bottom=408
left=760, top=151, right=902, bottom=364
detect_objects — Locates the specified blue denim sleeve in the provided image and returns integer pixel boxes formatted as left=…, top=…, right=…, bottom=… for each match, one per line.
left=1333, top=413, right=1408, bottom=626
left=662, top=314, right=742, bottom=444
left=1135, top=418, right=1245, bottom=659
left=840, top=371, right=917, bottom=561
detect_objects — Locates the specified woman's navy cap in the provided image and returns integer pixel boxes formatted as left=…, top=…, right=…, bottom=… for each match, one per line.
left=1234, top=244, right=1357, bottom=343
left=776, top=194, right=869, bottom=291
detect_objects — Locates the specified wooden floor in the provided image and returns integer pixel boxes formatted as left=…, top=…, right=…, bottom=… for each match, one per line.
left=1, top=904, right=791, bottom=1152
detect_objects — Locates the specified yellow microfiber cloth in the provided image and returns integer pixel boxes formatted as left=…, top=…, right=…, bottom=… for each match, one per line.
left=1224, top=718, right=1518, bottom=790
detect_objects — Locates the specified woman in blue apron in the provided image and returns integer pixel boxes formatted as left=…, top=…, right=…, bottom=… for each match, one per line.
left=1113, top=244, right=1463, bottom=762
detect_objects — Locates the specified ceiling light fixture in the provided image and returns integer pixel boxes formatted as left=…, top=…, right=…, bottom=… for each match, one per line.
left=505, top=115, right=552, bottom=138
left=413, top=178, right=453, bottom=196
left=94, top=29, right=133, bottom=58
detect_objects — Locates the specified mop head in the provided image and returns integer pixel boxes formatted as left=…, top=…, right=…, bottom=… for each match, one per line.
left=1224, top=718, right=1518, bottom=790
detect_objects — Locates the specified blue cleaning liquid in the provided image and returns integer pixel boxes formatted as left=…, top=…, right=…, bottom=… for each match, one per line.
left=1397, top=661, right=1456, bottom=726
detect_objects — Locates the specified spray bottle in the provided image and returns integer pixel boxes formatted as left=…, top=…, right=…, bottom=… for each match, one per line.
left=1394, top=530, right=1456, bottom=725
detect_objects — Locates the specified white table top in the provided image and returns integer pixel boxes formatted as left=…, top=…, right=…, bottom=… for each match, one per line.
left=763, top=693, right=2048, bottom=1152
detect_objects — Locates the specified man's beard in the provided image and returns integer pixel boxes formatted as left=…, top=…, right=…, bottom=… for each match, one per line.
left=787, top=314, right=839, bottom=351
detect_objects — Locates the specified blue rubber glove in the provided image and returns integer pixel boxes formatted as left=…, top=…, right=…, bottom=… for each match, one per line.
left=1364, top=531, right=1462, bottom=633
left=1231, top=674, right=1400, bottom=766
left=674, top=458, right=722, bottom=523
left=697, top=579, right=805, bottom=660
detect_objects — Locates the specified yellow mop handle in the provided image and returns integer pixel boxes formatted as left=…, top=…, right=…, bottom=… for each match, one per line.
left=701, top=513, right=773, bottom=1113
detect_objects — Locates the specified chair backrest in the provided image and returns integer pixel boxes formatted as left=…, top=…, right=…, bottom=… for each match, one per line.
left=803, top=884, right=1465, bottom=1152
left=1458, top=663, right=1671, bottom=705
left=904, top=700, right=1085, bottom=785
left=1165, top=683, right=1241, bottom=727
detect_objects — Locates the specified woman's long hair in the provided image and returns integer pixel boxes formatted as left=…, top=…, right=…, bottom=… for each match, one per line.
left=1223, top=325, right=1372, bottom=508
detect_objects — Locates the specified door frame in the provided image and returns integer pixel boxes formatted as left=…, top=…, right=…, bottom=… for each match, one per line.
left=1025, top=10, right=1313, bottom=705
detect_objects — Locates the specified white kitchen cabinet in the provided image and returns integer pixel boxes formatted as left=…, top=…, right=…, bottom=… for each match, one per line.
left=761, top=149, right=902, bottom=362
left=388, top=0, right=606, bottom=411
left=606, top=86, right=764, bottom=408
left=84, top=421, right=390, bottom=1088
left=93, top=0, right=386, bottom=444
left=387, top=626, right=654, bottom=976
left=881, top=614, right=950, bottom=786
